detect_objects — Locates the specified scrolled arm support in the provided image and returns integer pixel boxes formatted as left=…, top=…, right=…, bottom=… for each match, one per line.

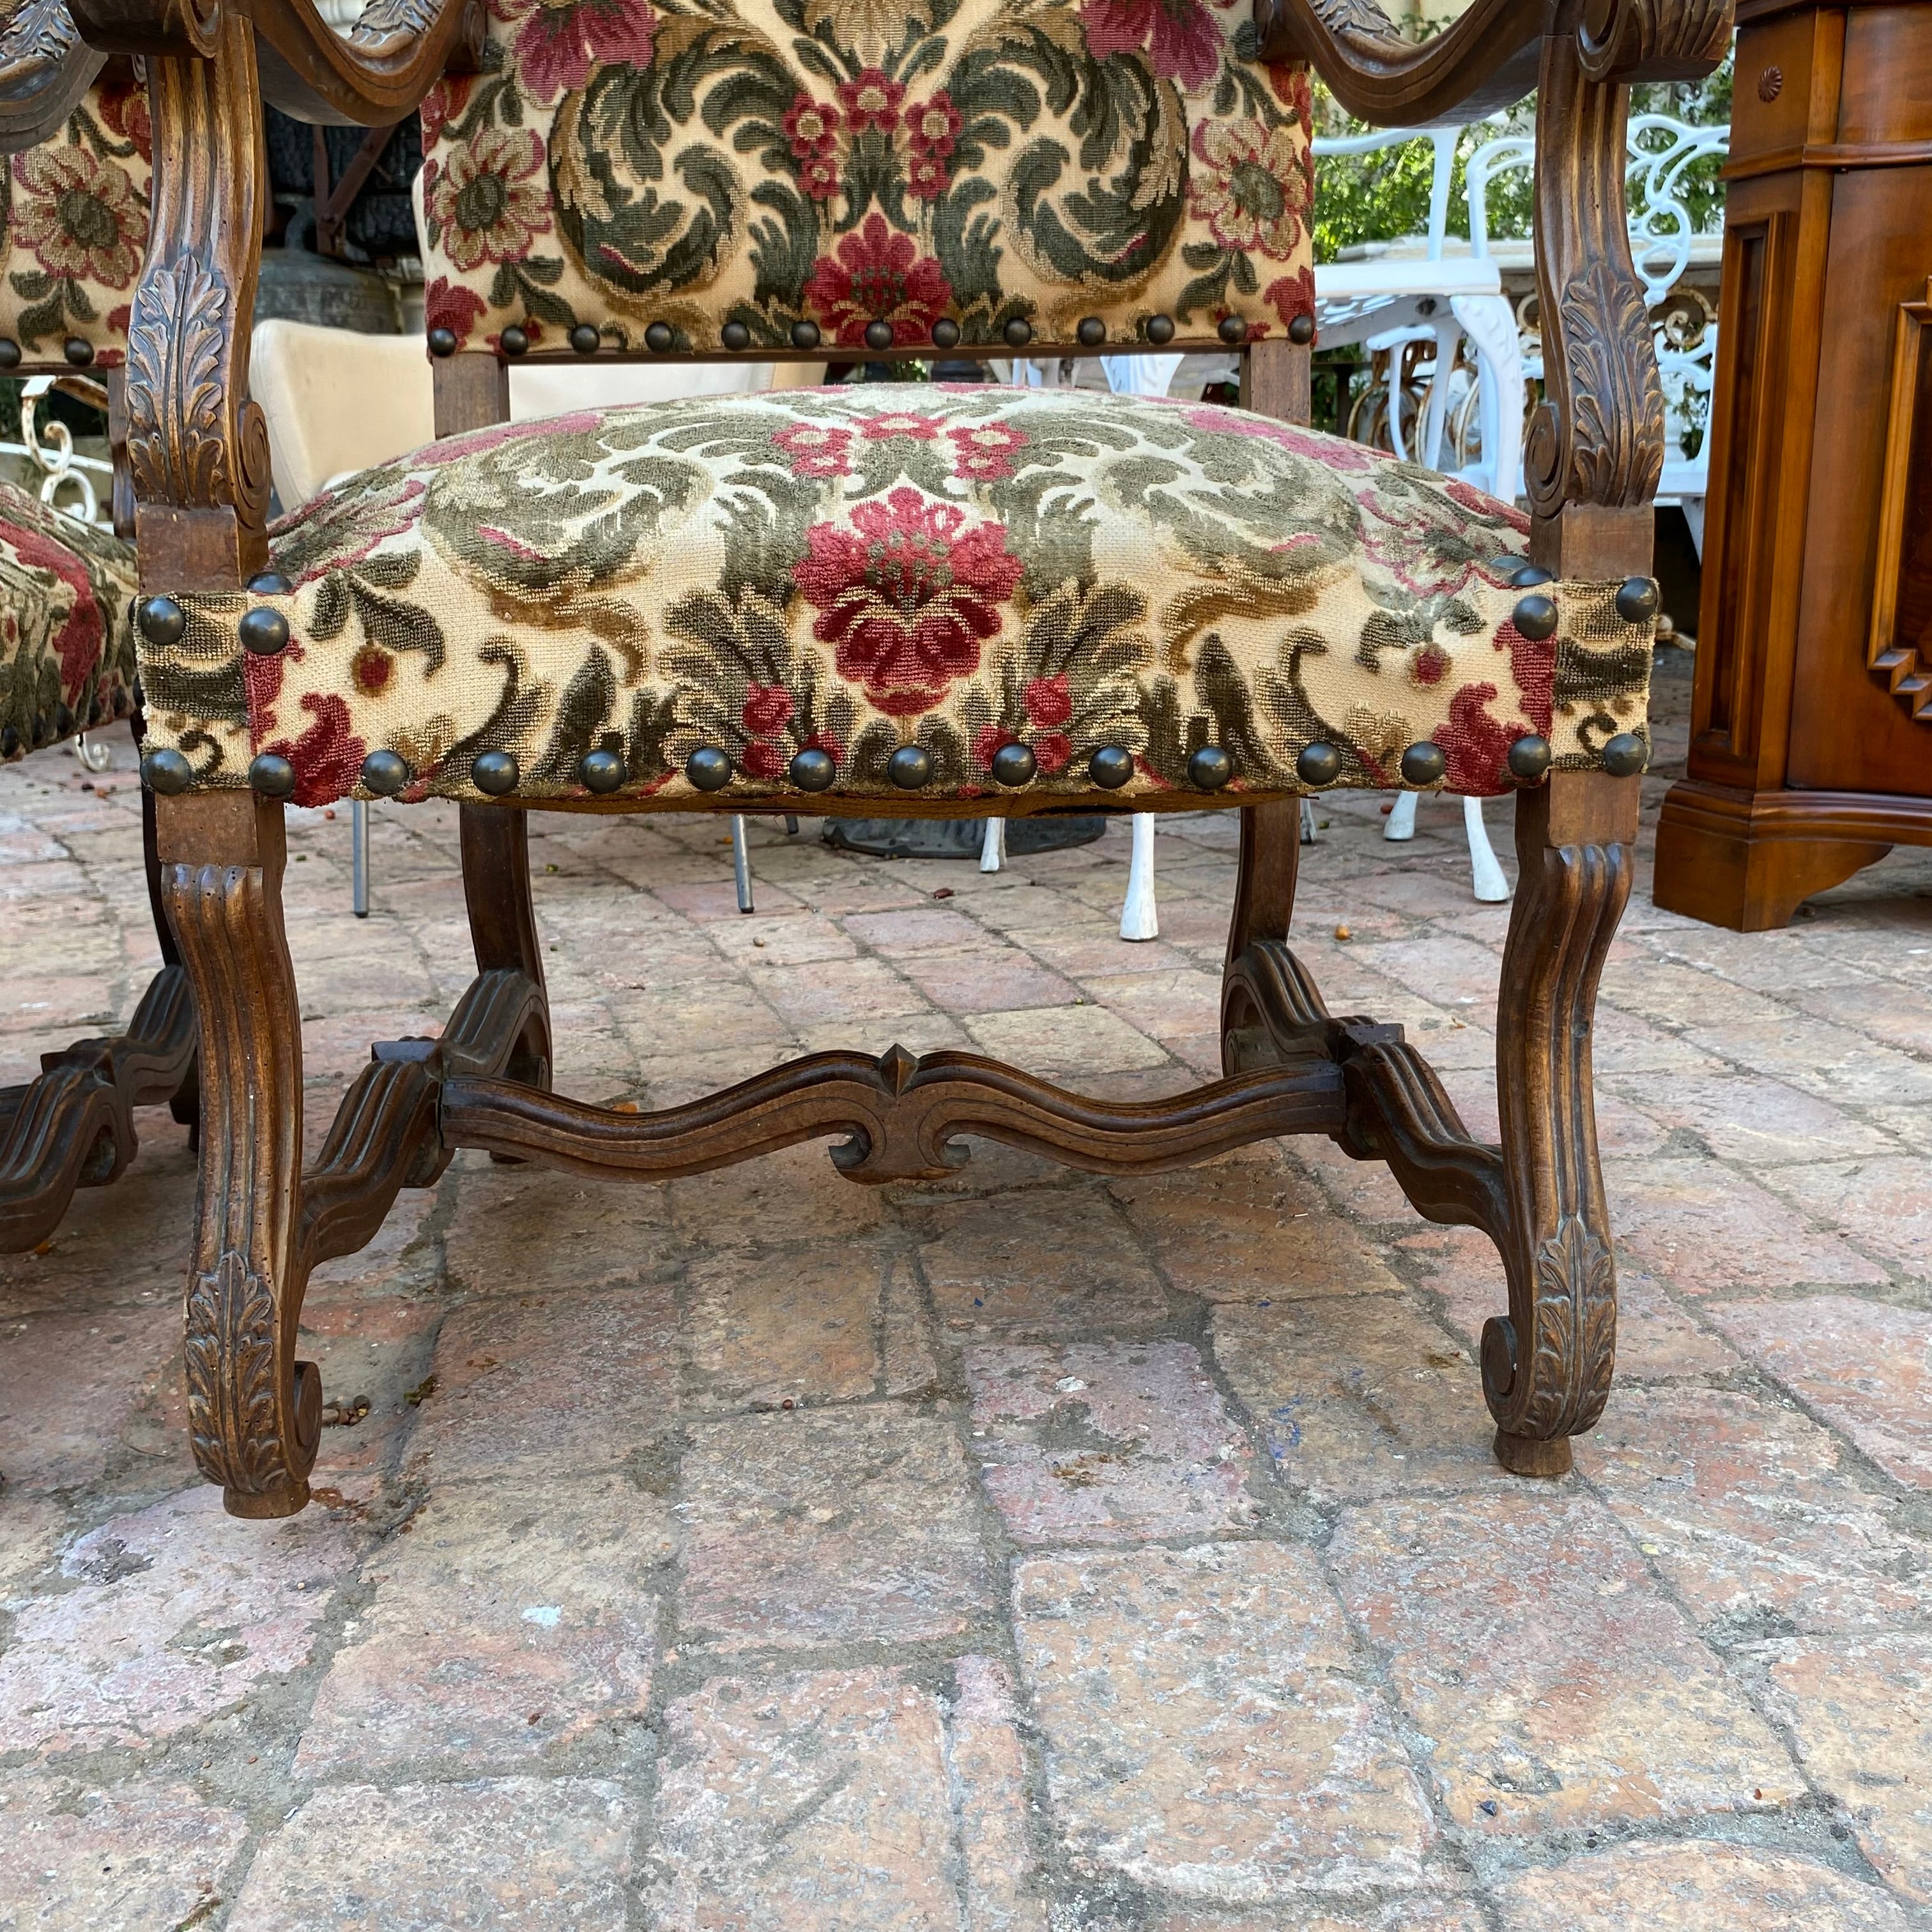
left=1576, top=0, right=1733, bottom=84
left=0, top=0, right=107, bottom=150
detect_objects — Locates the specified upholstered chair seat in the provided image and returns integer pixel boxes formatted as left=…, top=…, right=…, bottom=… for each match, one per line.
left=0, top=476, right=139, bottom=758
left=136, top=384, right=1653, bottom=812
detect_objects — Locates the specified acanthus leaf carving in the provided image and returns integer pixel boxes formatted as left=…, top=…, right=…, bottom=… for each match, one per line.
left=126, top=256, right=234, bottom=510
left=181, top=1248, right=289, bottom=1492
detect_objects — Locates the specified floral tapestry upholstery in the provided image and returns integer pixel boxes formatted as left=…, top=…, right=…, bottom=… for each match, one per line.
left=0, top=477, right=139, bottom=755
left=417, top=0, right=1316, bottom=353
left=0, top=82, right=151, bottom=367
left=134, top=385, right=1653, bottom=810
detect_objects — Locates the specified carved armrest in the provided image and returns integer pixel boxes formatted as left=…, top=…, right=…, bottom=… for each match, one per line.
left=1260, top=0, right=1731, bottom=543
left=0, top=0, right=105, bottom=151
left=1254, top=0, right=1731, bottom=124
left=68, top=0, right=480, bottom=123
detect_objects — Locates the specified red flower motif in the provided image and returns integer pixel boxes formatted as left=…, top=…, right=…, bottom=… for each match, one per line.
left=784, top=94, right=839, bottom=161
left=1410, top=643, right=1449, bottom=687
left=1262, top=266, right=1315, bottom=337
left=837, top=68, right=904, bottom=134
left=424, top=128, right=551, bottom=272
left=743, top=684, right=796, bottom=736
left=1445, top=476, right=1529, bottom=534
left=948, top=422, right=1027, bottom=482
left=972, top=724, right=1016, bottom=770
left=1023, top=675, right=1073, bottom=729
left=800, top=155, right=841, bottom=201
left=793, top=487, right=1022, bottom=715
left=1439, top=682, right=1529, bottom=797
left=802, top=214, right=954, bottom=348
left=96, top=83, right=151, bottom=164
left=260, top=693, right=365, bottom=809
left=860, top=410, right=942, bottom=441
left=419, top=74, right=474, bottom=150
left=1080, top=0, right=1223, bottom=90
left=1498, top=611, right=1556, bottom=735
left=515, top=0, right=657, bottom=103
left=907, top=93, right=961, bottom=158
left=907, top=153, right=948, bottom=201
left=774, top=422, right=854, bottom=478
left=741, top=740, right=787, bottom=779
left=1032, top=732, right=1072, bottom=774
left=425, top=278, right=489, bottom=348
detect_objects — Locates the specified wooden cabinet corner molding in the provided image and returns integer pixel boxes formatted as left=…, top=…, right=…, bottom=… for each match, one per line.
left=1869, top=279, right=1932, bottom=726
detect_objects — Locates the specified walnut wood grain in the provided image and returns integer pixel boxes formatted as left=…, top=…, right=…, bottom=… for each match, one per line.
left=460, top=804, right=549, bottom=1089
left=1251, top=0, right=1545, bottom=125
left=159, top=791, right=316, bottom=1519
left=442, top=1045, right=1347, bottom=1186
left=1524, top=6, right=1669, bottom=522
left=158, top=790, right=553, bottom=1515
left=130, top=9, right=273, bottom=588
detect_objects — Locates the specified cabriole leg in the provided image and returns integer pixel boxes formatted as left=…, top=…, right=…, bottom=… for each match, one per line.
left=158, top=791, right=318, bottom=1519
left=1484, top=771, right=1636, bottom=1477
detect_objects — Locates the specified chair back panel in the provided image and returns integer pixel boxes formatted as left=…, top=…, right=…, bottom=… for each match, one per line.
left=418, top=0, right=1314, bottom=356
left=0, top=80, right=150, bottom=370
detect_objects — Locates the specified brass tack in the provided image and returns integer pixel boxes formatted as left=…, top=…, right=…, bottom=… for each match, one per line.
left=141, top=747, right=194, bottom=794
left=686, top=746, right=734, bottom=791
left=1089, top=746, right=1133, bottom=789
left=499, top=325, right=529, bottom=356
left=789, top=747, right=836, bottom=792
left=1614, top=576, right=1660, bottom=624
left=990, top=742, right=1036, bottom=788
left=1296, top=742, right=1342, bottom=786
left=1506, top=734, right=1551, bottom=781
left=471, top=749, right=520, bottom=795
left=427, top=327, right=458, bottom=357
left=888, top=744, right=933, bottom=790
left=249, top=752, right=297, bottom=799
left=1187, top=746, right=1233, bottom=791
left=136, top=596, right=186, bottom=647
left=579, top=747, right=627, bottom=793
left=790, top=319, right=821, bottom=351
left=569, top=323, right=601, bottom=355
left=1400, top=741, right=1447, bottom=786
left=1146, top=314, right=1176, bottom=346
left=1512, top=594, right=1558, bottom=641
left=1602, top=732, right=1648, bottom=777
left=362, top=748, right=410, bottom=795
left=1287, top=313, right=1314, bottom=346
left=645, top=321, right=674, bottom=354
left=238, top=607, right=289, bottom=656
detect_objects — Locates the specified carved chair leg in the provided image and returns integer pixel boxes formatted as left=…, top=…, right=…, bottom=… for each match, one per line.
left=141, top=778, right=200, bottom=1140
left=158, top=792, right=319, bottom=1519
left=1484, top=771, right=1637, bottom=1477
left=459, top=803, right=551, bottom=1091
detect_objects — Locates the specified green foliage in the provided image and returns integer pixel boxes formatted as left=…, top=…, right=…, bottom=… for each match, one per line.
left=1311, top=53, right=1735, bottom=263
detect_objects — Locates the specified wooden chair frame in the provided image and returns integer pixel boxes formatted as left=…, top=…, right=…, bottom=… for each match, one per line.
left=47, top=0, right=1728, bottom=1514
left=0, top=47, right=197, bottom=1250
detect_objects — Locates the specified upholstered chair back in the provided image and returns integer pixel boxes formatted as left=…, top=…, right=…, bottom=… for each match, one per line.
left=417, top=0, right=1315, bottom=359
left=0, top=78, right=150, bottom=372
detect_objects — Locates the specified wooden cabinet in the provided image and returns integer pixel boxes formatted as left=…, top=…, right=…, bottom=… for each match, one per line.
left=1653, top=0, right=1932, bottom=930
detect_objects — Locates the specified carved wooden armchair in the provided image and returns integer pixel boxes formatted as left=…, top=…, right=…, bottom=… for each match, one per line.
left=0, top=39, right=195, bottom=1248
left=76, top=0, right=1727, bottom=1516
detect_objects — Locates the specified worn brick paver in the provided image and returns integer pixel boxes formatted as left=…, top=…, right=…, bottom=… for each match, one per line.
left=4, top=691, right=1932, bottom=1923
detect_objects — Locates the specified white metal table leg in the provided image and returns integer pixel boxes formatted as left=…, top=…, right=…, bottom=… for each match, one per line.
left=1120, top=813, right=1158, bottom=941
left=1464, top=794, right=1510, bottom=901
left=980, top=818, right=1006, bottom=872
left=351, top=798, right=371, bottom=918
left=1300, top=796, right=1317, bottom=844
left=1384, top=792, right=1419, bottom=842
left=731, top=815, right=753, bottom=913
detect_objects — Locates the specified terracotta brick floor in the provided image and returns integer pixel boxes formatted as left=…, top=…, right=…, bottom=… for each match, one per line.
left=4, top=653, right=1932, bottom=1928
